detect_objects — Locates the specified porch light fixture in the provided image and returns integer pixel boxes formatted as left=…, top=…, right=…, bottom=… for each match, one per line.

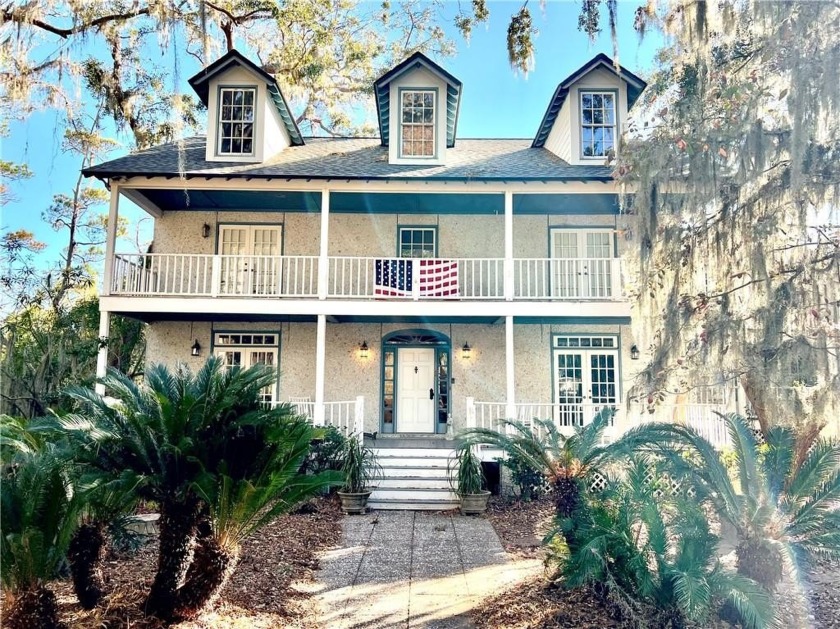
left=630, top=345, right=640, bottom=360
left=202, top=223, right=211, bottom=238
left=358, top=341, right=369, bottom=359
left=461, top=342, right=472, bottom=359
left=191, top=339, right=202, bottom=357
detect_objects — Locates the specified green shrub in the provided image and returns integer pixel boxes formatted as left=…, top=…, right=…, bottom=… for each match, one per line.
left=550, top=457, right=773, bottom=629
left=301, top=426, right=348, bottom=477
left=498, top=449, right=548, bottom=500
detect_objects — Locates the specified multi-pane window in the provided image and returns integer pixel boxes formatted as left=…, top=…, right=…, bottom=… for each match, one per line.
left=400, top=90, right=435, bottom=157
left=214, top=333, right=279, bottom=404
left=218, top=88, right=256, bottom=155
left=553, top=335, right=619, bottom=427
left=398, top=227, right=436, bottom=258
left=580, top=91, right=616, bottom=157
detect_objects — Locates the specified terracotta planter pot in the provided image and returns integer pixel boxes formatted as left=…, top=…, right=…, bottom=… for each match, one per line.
left=460, top=490, right=491, bottom=515
left=337, top=490, right=373, bottom=515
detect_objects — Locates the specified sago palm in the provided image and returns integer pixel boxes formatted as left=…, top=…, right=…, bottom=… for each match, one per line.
left=617, top=413, right=840, bottom=590
left=175, top=416, right=342, bottom=619
left=59, top=357, right=284, bottom=619
left=1, top=446, right=77, bottom=629
left=555, top=456, right=773, bottom=629
left=460, top=408, right=616, bottom=520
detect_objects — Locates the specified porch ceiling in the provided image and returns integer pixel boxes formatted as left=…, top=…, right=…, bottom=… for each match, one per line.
left=123, top=189, right=623, bottom=215
left=129, top=189, right=322, bottom=213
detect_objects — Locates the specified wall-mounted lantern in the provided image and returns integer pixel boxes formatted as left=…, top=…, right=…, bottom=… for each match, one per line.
left=461, top=342, right=472, bottom=359
left=191, top=339, right=202, bottom=357
left=358, top=341, right=369, bottom=359
left=630, top=345, right=640, bottom=360
left=202, top=223, right=211, bottom=238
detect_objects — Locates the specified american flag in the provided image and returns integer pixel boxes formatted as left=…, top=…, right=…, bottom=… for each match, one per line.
left=375, top=259, right=459, bottom=297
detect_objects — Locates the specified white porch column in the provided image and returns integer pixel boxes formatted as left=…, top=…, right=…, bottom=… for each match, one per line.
left=317, top=189, right=330, bottom=300
left=505, top=315, right=515, bottom=419
left=503, top=191, right=514, bottom=301
left=94, top=310, right=111, bottom=395
left=314, top=314, right=326, bottom=425
left=102, top=183, right=120, bottom=296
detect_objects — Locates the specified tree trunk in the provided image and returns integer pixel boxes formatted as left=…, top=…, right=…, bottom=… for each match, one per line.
left=5, top=584, right=64, bottom=629
left=68, top=522, right=106, bottom=609
left=175, top=520, right=240, bottom=620
left=740, top=373, right=771, bottom=435
left=144, top=497, right=200, bottom=620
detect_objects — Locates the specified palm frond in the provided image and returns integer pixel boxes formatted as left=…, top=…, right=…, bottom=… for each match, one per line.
left=709, top=568, right=772, bottom=629
left=787, top=439, right=840, bottom=504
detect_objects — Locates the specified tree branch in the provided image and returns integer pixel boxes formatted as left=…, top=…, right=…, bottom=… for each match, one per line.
left=1, top=6, right=151, bottom=39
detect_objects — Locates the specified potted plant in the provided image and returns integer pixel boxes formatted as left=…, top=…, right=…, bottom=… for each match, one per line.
left=337, top=436, right=379, bottom=514
left=450, top=445, right=491, bottom=515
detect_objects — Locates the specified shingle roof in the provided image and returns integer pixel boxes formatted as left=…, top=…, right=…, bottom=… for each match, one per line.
left=82, top=136, right=613, bottom=182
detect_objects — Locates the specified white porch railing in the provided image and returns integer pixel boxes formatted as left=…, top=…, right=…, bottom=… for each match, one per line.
left=513, top=258, right=621, bottom=299
left=274, top=396, right=365, bottom=438
left=638, top=404, right=732, bottom=449
left=111, top=253, right=319, bottom=297
left=466, top=398, right=733, bottom=450
left=111, top=253, right=623, bottom=301
left=465, top=398, right=620, bottom=436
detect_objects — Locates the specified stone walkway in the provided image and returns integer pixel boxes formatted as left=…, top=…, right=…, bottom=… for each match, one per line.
left=315, top=510, right=541, bottom=628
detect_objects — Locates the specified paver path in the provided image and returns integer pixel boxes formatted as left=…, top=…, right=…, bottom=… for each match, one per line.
left=315, top=511, right=541, bottom=629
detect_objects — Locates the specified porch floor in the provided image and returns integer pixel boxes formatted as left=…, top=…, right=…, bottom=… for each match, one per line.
left=315, top=511, right=540, bottom=628
left=365, top=434, right=458, bottom=449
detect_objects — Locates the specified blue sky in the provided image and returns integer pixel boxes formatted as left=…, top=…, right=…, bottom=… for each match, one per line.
left=2, top=1, right=660, bottom=268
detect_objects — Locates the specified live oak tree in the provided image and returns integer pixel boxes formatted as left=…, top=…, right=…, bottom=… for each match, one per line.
left=616, top=1, right=840, bottom=443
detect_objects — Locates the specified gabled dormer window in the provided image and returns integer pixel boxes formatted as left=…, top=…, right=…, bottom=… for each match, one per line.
left=218, top=87, right=256, bottom=155
left=400, top=90, right=435, bottom=158
left=580, top=91, right=616, bottom=158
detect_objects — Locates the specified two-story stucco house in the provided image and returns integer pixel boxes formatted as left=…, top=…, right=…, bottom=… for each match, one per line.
left=84, top=50, right=654, bottom=508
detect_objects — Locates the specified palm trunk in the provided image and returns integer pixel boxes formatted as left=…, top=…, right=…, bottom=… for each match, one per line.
left=68, top=522, right=106, bottom=609
left=144, top=497, right=200, bottom=620
left=553, top=476, right=581, bottom=520
left=5, top=584, right=64, bottom=629
left=736, top=538, right=784, bottom=590
left=175, top=521, right=240, bottom=620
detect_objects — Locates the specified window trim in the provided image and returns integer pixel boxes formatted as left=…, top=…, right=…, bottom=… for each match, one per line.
left=396, top=225, right=438, bottom=258
left=216, top=85, right=258, bottom=157
left=397, top=87, right=438, bottom=160
left=578, top=88, right=619, bottom=160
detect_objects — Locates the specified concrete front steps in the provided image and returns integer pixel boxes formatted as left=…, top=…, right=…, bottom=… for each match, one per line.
left=367, top=440, right=460, bottom=511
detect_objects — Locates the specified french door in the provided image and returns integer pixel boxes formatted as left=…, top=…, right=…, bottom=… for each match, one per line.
left=550, top=229, right=614, bottom=298
left=215, top=332, right=279, bottom=405
left=218, top=225, right=282, bottom=295
left=553, top=347, right=618, bottom=427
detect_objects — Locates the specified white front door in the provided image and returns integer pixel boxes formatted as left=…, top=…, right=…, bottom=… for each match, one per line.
left=397, top=347, right=435, bottom=433
left=218, top=225, right=282, bottom=295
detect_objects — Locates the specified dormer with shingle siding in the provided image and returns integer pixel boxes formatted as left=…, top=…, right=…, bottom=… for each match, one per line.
left=373, top=52, right=462, bottom=167
left=533, top=54, right=646, bottom=165
left=188, top=49, right=304, bottom=163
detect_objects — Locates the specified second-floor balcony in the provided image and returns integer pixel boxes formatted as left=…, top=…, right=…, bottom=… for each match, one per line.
left=111, top=253, right=623, bottom=301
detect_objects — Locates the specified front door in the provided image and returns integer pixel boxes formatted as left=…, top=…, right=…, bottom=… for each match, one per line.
left=397, top=347, right=435, bottom=433
left=218, top=225, right=282, bottom=295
